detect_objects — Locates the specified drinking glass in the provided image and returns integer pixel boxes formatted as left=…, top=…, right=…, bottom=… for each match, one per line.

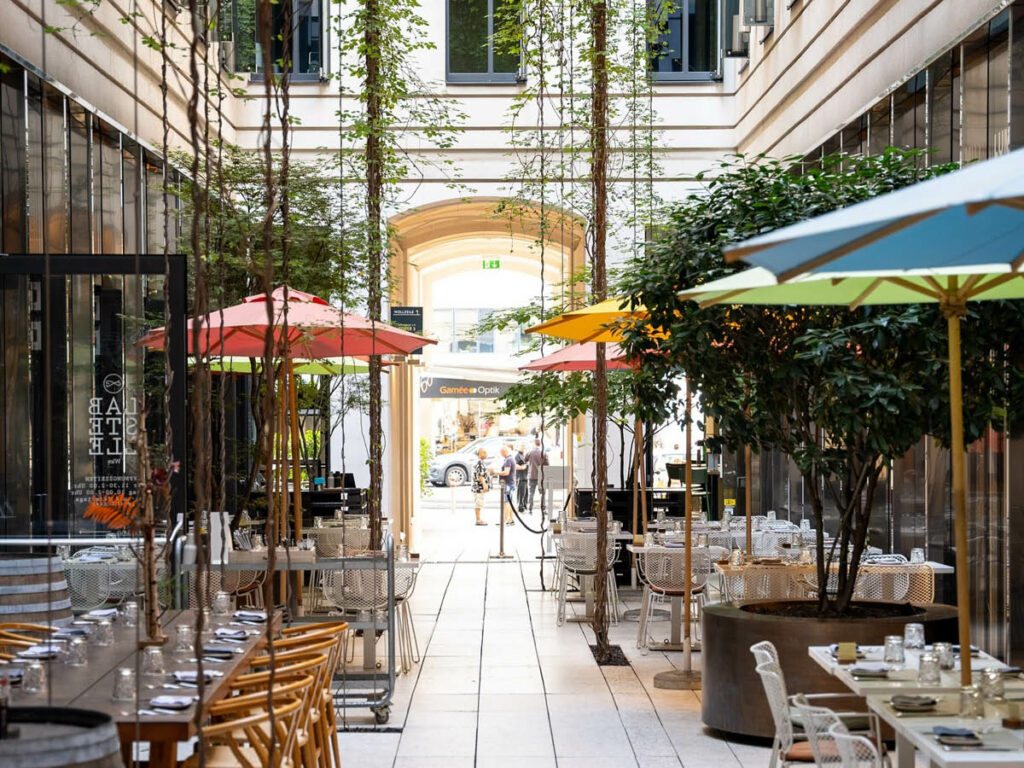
left=22, top=662, right=46, bottom=693
left=92, top=619, right=114, bottom=647
left=314, top=516, right=324, bottom=528
left=66, top=637, right=87, bottom=666
left=122, top=601, right=139, bottom=628
left=213, top=591, right=232, bottom=617
left=933, top=641, right=955, bottom=670
left=917, top=652, right=941, bottom=685
left=112, top=668, right=136, bottom=702
left=174, top=624, right=194, bottom=655
left=903, top=623, right=925, bottom=650
left=643, top=533, right=654, bottom=547
left=696, top=533, right=709, bottom=548
left=142, top=647, right=165, bottom=677
left=656, top=508, right=666, bottom=523
left=798, top=546, right=814, bottom=565
left=800, top=518, right=812, bottom=532
left=673, top=520, right=683, bottom=533
left=729, top=549, right=746, bottom=566
left=910, top=547, right=926, bottom=564
left=959, top=685, right=984, bottom=718
left=883, top=635, right=905, bottom=669
left=334, top=509, right=344, bottom=522
left=397, top=545, right=409, bottom=562
left=980, top=668, right=1005, bottom=700
left=766, top=510, right=777, bottom=522
left=57, top=544, right=71, bottom=561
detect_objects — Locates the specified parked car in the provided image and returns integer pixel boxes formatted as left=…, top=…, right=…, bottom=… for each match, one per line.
left=427, top=436, right=520, bottom=486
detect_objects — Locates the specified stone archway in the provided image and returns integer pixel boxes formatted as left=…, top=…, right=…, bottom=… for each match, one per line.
left=386, top=197, right=586, bottom=548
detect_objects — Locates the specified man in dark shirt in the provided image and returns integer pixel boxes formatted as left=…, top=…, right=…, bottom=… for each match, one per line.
left=525, top=438, right=549, bottom=515
left=514, top=443, right=528, bottom=513
left=494, top=445, right=516, bottom=526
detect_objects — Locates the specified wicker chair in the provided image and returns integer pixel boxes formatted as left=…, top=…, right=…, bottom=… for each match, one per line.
left=636, top=546, right=710, bottom=651
left=553, top=532, right=619, bottom=626
left=830, top=722, right=886, bottom=768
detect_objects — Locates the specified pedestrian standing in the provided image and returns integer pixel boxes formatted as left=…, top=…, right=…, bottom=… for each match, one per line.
left=494, top=445, right=516, bottom=525
left=525, top=438, right=549, bottom=515
left=514, top=442, right=528, bottom=513
left=471, top=448, right=490, bottom=526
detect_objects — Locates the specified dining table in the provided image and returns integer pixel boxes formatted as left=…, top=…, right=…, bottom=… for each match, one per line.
left=8, top=608, right=281, bottom=768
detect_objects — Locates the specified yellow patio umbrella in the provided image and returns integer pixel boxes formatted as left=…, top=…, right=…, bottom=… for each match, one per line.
left=526, top=297, right=648, bottom=342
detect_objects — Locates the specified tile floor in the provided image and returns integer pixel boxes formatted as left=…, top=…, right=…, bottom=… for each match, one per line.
left=333, top=494, right=772, bottom=768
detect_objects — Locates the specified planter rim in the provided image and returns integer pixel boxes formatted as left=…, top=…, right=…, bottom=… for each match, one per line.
left=704, top=600, right=956, bottom=625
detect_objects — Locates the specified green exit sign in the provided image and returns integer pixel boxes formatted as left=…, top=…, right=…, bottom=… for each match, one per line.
left=482, top=259, right=501, bottom=270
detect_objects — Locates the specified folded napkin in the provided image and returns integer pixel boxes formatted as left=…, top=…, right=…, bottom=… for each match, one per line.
left=664, top=542, right=685, bottom=548
left=87, top=608, right=118, bottom=619
left=149, top=695, right=195, bottom=710
left=933, top=726, right=977, bottom=739
left=866, top=555, right=905, bottom=564
left=849, top=663, right=888, bottom=678
left=173, top=669, right=225, bottom=683
left=77, top=554, right=117, bottom=562
left=214, top=627, right=247, bottom=639
left=3, top=669, right=24, bottom=684
left=55, top=627, right=89, bottom=636
left=233, top=610, right=267, bottom=622
left=891, top=694, right=936, bottom=707
left=202, top=644, right=240, bottom=657
left=17, top=644, right=62, bottom=659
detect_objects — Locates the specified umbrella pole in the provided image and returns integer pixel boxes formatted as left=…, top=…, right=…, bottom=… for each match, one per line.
left=946, top=309, right=972, bottom=687
left=632, top=411, right=642, bottom=587
left=745, top=445, right=753, bottom=556
left=289, top=360, right=304, bottom=611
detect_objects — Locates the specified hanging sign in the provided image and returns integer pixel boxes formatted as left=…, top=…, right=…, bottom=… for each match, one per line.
left=390, top=306, right=424, bottom=354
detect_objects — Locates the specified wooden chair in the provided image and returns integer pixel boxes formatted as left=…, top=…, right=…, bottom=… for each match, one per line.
left=0, top=622, right=57, bottom=661
left=185, top=690, right=306, bottom=768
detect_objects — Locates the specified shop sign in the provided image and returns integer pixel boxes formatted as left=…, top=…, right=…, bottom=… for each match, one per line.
left=390, top=306, right=424, bottom=354
left=419, top=376, right=512, bottom=399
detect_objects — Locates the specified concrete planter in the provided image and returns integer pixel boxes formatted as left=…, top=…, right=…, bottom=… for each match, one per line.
left=701, top=600, right=959, bottom=738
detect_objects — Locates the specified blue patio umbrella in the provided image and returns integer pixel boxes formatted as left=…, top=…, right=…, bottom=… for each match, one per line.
left=719, top=148, right=1024, bottom=685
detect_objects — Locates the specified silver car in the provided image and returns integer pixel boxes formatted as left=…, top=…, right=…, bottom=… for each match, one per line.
left=427, top=436, right=519, bottom=486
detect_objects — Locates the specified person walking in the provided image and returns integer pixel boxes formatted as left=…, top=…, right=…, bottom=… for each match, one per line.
left=471, top=448, right=490, bottom=526
left=526, top=438, right=549, bottom=515
left=514, top=442, right=529, bottom=513
left=494, top=445, right=516, bottom=525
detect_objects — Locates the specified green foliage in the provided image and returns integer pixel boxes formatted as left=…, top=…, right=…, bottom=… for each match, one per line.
left=419, top=438, right=433, bottom=497
left=622, top=149, right=1024, bottom=614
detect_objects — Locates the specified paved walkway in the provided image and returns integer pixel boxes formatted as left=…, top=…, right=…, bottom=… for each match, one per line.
left=335, top=488, right=771, bottom=768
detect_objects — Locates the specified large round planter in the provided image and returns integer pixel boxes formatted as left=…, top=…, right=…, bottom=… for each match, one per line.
left=701, top=600, right=959, bottom=739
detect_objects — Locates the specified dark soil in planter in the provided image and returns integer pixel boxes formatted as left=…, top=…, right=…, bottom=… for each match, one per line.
left=590, top=644, right=630, bottom=666
left=742, top=600, right=924, bottom=620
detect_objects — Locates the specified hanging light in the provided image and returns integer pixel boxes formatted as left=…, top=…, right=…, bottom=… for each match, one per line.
left=743, top=0, right=774, bottom=26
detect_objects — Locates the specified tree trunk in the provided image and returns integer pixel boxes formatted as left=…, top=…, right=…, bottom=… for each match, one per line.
left=364, top=0, right=385, bottom=550
left=804, top=470, right=829, bottom=614
left=590, top=0, right=611, bottom=660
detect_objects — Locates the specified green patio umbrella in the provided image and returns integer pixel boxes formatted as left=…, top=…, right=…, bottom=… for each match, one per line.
left=679, top=264, right=1024, bottom=685
left=197, top=356, right=372, bottom=376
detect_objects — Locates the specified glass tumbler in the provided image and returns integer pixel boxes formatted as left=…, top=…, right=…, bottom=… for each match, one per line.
left=883, top=635, right=905, bottom=670
left=66, top=637, right=87, bottom=666
left=933, top=641, right=955, bottom=670
left=334, top=509, right=344, bottom=522
left=92, top=619, right=114, bottom=647
left=903, top=623, right=925, bottom=650
left=112, top=668, right=136, bottom=702
left=314, top=516, right=324, bottom=528
left=766, top=510, right=777, bottom=522
left=917, top=652, right=941, bottom=686
left=800, top=518, right=812, bottom=532
left=643, top=533, right=654, bottom=547
left=122, top=601, right=139, bottom=628
left=980, top=668, right=1005, bottom=700
left=142, top=646, right=166, bottom=677
left=910, top=547, right=926, bottom=564
left=22, top=661, right=46, bottom=693
left=174, top=624, right=194, bottom=655
left=959, top=685, right=984, bottom=718
left=213, top=591, right=232, bottom=617
left=696, top=533, right=709, bottom=548
left=730, top=548, right=746, bottom=567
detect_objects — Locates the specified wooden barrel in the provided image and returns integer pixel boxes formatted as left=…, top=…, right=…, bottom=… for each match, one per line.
left=0, top=555, right=72, bottom=625
left=3, top=708, right=123, bottom=768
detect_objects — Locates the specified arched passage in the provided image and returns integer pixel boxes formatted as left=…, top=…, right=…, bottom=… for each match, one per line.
left=386, top=197, right=586, bottom=548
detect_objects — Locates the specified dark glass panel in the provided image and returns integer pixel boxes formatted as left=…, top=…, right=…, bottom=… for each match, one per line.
left=929, top=52, right=954, bottom=165
left=868, top=96, right=891, bottom=154
left=26, top=75, right=43, bottom=253
left=123, top=142, right=140, bottom=254
left=234, top=0, right=257, bottom=72
left=69, top=103, right=91, bottom=253
left=688, top=0, right=718, bottom=73
left=144, top=155, right=164, bottom=254
left=988, top=11, right=1009, bottom=156
left=893, top=72, right=926, bottom=163
left=840, top=115, right=866, bottom=163
left=42, top=86, right=68, bottom=254
left=822, top=133, right=840, bottom=160
left=963, top=29, right=989, bottom=162
left=652, top=5, right=683, bottom=73
left=295, top=0, right=321, bottom=74
left=449, top=0, right=489, bottom=74
left=96, top=125, right=123, bottom=254
left=1, top=66, right=25, bottom=252
left=493, top=0, right=518, bottom=73
left=0, top=275, right=32, bottom=535
left=1012, top=5, right=1024, bottom=150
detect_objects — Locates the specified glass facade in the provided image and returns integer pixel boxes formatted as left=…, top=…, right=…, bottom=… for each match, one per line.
left=0, top=51, right=184, bottom=540
left=765, top=5, right=1024, bottom=663
left=231, top=0, right=323, bottom=78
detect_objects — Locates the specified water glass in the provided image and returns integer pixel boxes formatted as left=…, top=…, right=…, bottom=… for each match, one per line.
left=112, top=667, right=136, bottom=702
left=883, top=635, right=905, bottom=669
left=122, top=601, right=139, bottom=628
left=57, top=544, right=71, bottom=561
left=800, top=518, right=812, bottom=532
left=397, top=545, right=409, bottom=562
left=66, top=637, right=88, bottom=666
left=656, top=508, right=666, bottom=523
left=174, top=624, right=194, bottom=655
left=673, top=520, right=683, bottom=533
left=910, top=547, right=926, bottom=564
left=729, top=549, right=746, bottom=566
left=767, top=510, right=777, bottom=522
left=22, top=662, right=46, bottom=693
left=213, top=591, right=232, bottom=617
left=917, top=652, right=941, bottom=685
left=903, top=623, right=925, bottom=650
left=334, top=509, right=344, bottom=522
left=698, top=510, right=708, bottom=525
left=92, top=619, right=114, bottom=647
left=980, top=668, right=1005, bottom=700
left=696, top=533, right=709, bottom=548
left=933, top=641, right=955, bottom=670
left=643, top=533, right=654, bottom=547
left=798, top=546, right=814, bottom=565
left=959, top=685, right=984, bottom=718
left=314, top=516, right=324, bottom=528
left=142, top=646, right=166, bottom=677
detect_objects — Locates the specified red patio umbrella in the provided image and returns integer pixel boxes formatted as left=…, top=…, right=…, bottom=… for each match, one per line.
left=519, top=341, right=632, bottom=372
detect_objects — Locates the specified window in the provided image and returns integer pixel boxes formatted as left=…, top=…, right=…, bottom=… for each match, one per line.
left=433, top=308, right=496, bottom=353
left=650, top=0, right=720, bottom=81
left=233, top=0, right=322, bottom=80
left=447, top=0, right=519, bottom=83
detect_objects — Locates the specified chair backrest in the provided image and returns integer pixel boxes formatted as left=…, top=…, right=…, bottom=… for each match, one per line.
left=749, top=640, right=780, bottom=668
left=754, top=662, right=794, bottom=754
left=322, top=565, right=390, bottom=612
left=791, top=694, right=842, bottom=765
left=206, top=690, right=305, bottom=768
left=854, top=564, right=910, bottom=601
left=556, top=532, right=600, bottom=572
left=641, top=547, right=711, bottom=593
left=829, top=722, right=882, bottom=768
left=755, top=531, right=788, bottom=556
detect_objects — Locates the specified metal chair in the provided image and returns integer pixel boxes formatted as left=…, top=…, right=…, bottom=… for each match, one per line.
left=790, top=695, right=843, bottom=766
left=553, top=532, right=619, bottom=626
left=394, top=565, right=421, bottom=674
left=755, top=662, right=811, bottom=768
left=308, top=527, right=371, bottom=612
left=853, top=564, right=910, bottom=601
left=755, top=531, right=791, bottom=557
left=636, top=546, right=710, bottom=651
left=903, top=563, right=935, bottom=603
left=830, top=722, right=886, bottom=768
left=65, top=560, right=113, bottom=612
left=724, top=564, right=805, bottom=602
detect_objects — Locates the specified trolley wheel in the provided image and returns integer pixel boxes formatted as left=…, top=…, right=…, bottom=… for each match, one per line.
left=372, top=706, right=390, bottom=724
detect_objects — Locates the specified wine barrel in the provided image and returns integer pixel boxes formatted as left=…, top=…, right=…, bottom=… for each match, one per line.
left=3, top=708, right=123, bottom=768
left=0, top=555, right=72, bottom=625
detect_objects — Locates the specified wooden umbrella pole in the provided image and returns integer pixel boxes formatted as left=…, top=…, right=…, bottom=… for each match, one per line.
left=288, top=360, right=304, bottom=609
left=683, top=385, right=693, bottom=671
left=944, top=304, right=973, bottom=686
left=632, top=413, right=642, bottom=537
left=745, top=444, right=753, bottom=556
